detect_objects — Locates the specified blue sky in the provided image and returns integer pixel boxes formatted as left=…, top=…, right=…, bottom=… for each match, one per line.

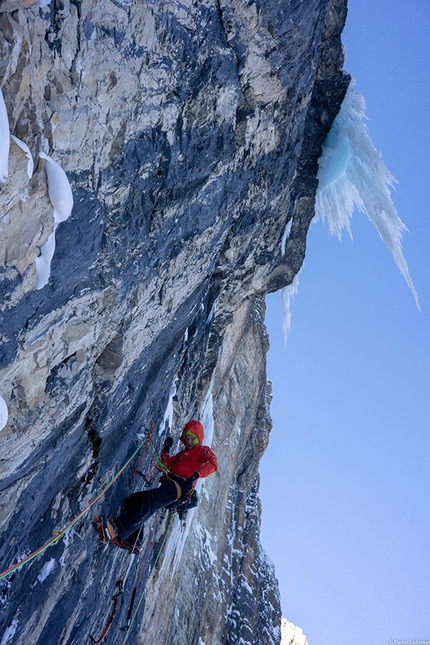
left=259, top=1, right=430, bottom=644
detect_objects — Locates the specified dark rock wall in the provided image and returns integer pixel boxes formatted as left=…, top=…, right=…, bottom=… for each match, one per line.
left=0, top=0, right=349, bottom=643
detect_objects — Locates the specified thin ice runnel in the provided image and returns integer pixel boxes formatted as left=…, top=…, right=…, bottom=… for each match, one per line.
left=281, top=269, right=301, bottom=344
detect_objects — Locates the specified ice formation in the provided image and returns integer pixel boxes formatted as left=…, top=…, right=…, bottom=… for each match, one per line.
left=0, top=394, right=8, bottom=432
left=0, top=87, right=10, bottom=182
left=315, top=81, right=419, bottom=308
left=281, top=80, right=419, bottom=343
left=158, top=380, right=177, bottom=437
left=39, top=152, right=74, bottom=222
left=37, top=558, right=56, bottom=583
left=281, top=217, right=293, bottom=256
left=281, top=269, right=301, bottom=344
left=158, top=379, right=216, bottom=577
left=36, top=152, right=74, bottom=289
left=0, top=619, right=18, bottom=645
left=11, top=135, right=34, bottom=179
left=35, top=231, right=56, bottom=290
left=200, top=380, right=214, bottom=447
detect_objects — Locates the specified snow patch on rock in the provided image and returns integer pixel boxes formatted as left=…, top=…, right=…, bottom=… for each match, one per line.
left=0, top=87, right=10, bottom=183
left=0, top=619, right=18, bottom=645
left=280, top=617, right=308, bottom=645
left=37, top=558, right=56, bottom=583
left=35, top=152, right=74, bottom=289
left=0, top=395, right=8, bottom=432
left=39, top=152, right=74, bottom=223
left=11, top=136, right=34, bottom=179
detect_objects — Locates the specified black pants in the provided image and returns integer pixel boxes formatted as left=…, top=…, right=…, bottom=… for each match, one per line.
left=114, top=479, right=180, bottom=541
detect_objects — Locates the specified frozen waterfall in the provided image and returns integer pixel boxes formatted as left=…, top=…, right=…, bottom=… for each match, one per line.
left=281, top=80, right=419, bottom=342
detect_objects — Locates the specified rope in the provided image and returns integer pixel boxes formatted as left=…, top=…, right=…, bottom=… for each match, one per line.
left=145, top=438, right=170, bottom=474
left=0, top=435, right=149, bottom=582
left=132, top=421, right=154, bottom=477
left=120, top=511, right=177, bottom=645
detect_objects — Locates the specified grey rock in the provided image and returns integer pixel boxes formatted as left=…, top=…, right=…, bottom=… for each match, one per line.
left=0, top=0, right=349, bottom=643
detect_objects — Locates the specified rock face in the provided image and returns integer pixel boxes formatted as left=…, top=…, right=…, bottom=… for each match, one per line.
left=0, top=0, right=349, bottom=643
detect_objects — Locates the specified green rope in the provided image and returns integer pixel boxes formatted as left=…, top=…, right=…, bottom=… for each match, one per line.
left=146, top=439, right=170, bottom=474
left=0, top=437, right=147, bottom=581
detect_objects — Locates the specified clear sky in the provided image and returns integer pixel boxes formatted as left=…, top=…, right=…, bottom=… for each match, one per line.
left=259, top=2, right=430, bottom=644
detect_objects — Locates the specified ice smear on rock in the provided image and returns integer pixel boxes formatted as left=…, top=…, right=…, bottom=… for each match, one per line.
left=158, top=379, right=215, bottom=578
left=0, top=87, right=10, bottom=182
left=315, top=81, right=419, bottom=308
left=159, top=380, right=177, bottom=437
left=35, top=231, right=56, bottom=291
left=0, top=395, right=8, bottom=432
left=0, top=619, right=18, bottom=645
left=281, top=217, right=293, bottom=256
left=37, top=558, right=56, bottom=583
left=200, top=379, right=214, bottom=447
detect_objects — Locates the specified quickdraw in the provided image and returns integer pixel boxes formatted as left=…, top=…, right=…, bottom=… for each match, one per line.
left=89, top=577, right=125, bottom=645
left=89, top=525, right=143, bottom=644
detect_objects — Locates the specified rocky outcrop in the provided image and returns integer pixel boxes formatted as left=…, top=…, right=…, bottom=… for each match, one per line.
left=0, top=0, right=349, bottom=643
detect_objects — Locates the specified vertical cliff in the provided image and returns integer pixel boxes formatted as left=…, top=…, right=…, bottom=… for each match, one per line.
left=0, top=0, right=349, bottom=643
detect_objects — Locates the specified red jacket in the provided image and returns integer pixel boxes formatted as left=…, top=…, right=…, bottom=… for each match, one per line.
left=161, top=444, right=217, bottom=480
left=160, top=420, right=218, bottom=482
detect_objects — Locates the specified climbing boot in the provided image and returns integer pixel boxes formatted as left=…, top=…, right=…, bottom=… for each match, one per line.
left=106, top=519, right=118, bottom=541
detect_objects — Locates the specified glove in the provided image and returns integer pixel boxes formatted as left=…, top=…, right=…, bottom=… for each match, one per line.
left=163, top=437, right=174, bottom=452
left=183, top=471, right=199, bottom=492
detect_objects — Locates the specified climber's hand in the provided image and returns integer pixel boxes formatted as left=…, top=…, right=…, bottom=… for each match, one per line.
left=163, top=437, right=174, bottom=452
left=183, top=471, right=199, bottom=491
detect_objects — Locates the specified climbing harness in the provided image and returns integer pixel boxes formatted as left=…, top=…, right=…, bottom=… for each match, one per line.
left=0, top=425, right=155, bottom=582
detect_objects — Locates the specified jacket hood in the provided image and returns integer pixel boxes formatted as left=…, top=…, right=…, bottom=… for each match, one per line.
left=180, top=420, right=204, bottom=445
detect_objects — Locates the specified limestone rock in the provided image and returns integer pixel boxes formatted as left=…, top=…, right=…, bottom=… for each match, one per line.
left=0, top=0, right=349, bottom=643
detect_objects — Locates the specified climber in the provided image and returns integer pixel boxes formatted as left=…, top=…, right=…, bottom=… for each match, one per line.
left=105, top=420, right=217, bottom=544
